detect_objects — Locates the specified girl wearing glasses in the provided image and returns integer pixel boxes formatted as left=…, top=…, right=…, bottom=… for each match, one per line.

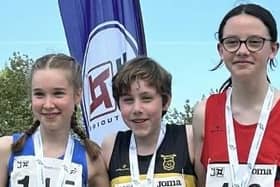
left=193, top=3, right=279, bottom=187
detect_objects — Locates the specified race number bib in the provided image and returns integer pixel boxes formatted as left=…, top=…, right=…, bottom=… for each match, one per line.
left=115, top=175, right=187, bottom=187
left=206, top=163, right=276, bottom=187
left=10, top=155, right=83, bottom=187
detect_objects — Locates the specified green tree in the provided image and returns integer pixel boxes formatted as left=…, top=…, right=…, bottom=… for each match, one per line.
left=0, top=52, right=33, bottom=136
left=164, top=99, right=194, bottom=125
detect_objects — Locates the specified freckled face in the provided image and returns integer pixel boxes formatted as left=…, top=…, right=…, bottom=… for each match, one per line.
left=31, top=69, right=81, bottom=130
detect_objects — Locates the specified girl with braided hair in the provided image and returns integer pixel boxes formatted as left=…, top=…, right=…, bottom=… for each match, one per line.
left=0, top=53, right=109, bottom=187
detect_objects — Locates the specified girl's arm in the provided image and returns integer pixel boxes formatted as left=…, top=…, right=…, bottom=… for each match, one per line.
left=0, top=136, right=13, bottom=187
left=192, top=100, right=207, bottom=187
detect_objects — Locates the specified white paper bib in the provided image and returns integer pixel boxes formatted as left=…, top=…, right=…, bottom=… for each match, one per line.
left=115, top=175, right=185, bottom=187
left=10, top=155, right=83, bottom=187
left=206, top=163, right=276, bottom=187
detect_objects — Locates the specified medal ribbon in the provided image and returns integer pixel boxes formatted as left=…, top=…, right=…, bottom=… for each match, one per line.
left=33, top=128, right=74, bottom=187
left=225, top=86, right=274, bottom=187
left=129, top=122, right=166, bottom=187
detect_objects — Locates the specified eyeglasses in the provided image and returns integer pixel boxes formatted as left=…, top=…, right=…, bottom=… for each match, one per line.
left=221, top=36, right=272, bottom=53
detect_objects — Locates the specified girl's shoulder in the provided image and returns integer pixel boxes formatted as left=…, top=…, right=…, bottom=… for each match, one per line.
left=0, top=136, right=13, bottom=167
left=0, top=136, right=13, bottom=187
left=0, top=135, right=13, bottom=152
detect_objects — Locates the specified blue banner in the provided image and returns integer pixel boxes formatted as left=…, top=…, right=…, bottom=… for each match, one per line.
left=59, top=0, right=147, bottom=144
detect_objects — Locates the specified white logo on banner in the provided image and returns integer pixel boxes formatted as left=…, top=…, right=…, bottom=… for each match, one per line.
left=82, top=21, right=139, bottom=144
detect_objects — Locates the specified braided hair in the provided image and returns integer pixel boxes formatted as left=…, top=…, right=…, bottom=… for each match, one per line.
left=12, top=53, right=100, bottom=160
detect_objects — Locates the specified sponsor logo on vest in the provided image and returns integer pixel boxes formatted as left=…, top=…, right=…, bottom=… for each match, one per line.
left=161, top=154, right=176, bottom=171
left=115, top=164, right=130, bottom=172
left=157, top=179, right=182, bottom=187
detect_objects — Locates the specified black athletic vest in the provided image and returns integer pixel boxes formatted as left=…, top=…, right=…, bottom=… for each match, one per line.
left=109, top=124, right=196, bottom=187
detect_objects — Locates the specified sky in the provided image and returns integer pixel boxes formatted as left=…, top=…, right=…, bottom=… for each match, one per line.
left=0, top=0, right=279, bottom=112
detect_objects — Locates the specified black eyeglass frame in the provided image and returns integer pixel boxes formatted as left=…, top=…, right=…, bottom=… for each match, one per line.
left=220, top=36, right=272, bottom=53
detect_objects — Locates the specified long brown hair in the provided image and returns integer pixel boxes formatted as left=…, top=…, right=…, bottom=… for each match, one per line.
left=12, top=53, right=100, bottom=160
